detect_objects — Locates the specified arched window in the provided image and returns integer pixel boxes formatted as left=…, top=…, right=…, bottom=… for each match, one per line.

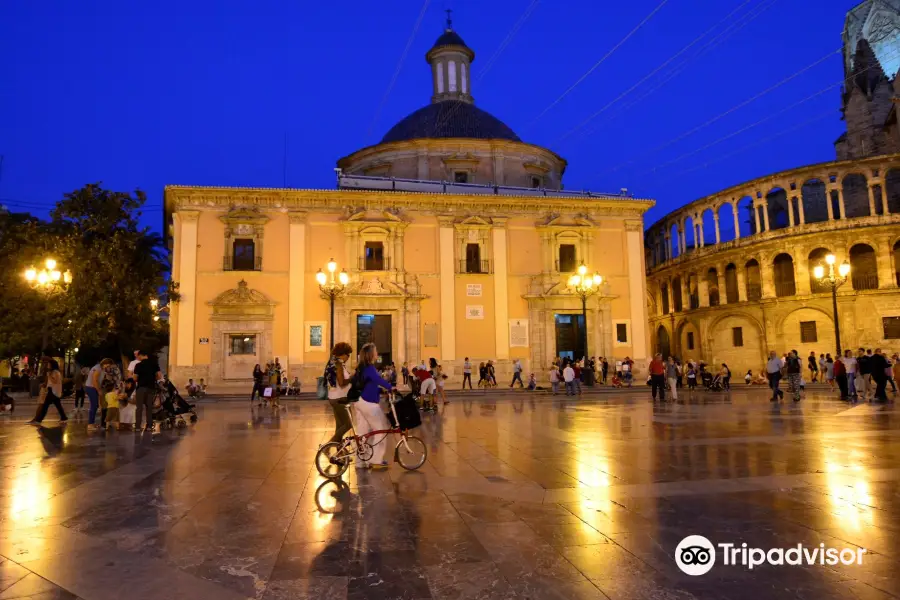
left=670, top=223, right=680, bottom=258
left=850, top=243, right=879, bottom=290
left=808, top=248, right=831, bottom=293
left=773, top=253, right=796, bottom=297
left=745, top=259, right=761, bottom=301
left=660, top=283, right=670, bottom=314
left=725, top=263, right=739, bottom=303
left=672, top=276, right=683, bottom=312
left=687, top=273, right=699, bottom=309
left=718, top=202, right=736, bottom=242
left=843, top=174, right=870, bottom=219
left=894, top=240, right=900, bottom=287
left=886, top=170, right=900, bottom=214
left=707, top=267, right=719, bottom=306
left=766, top=188, right=789, bottom=230
left=802, top=179, right=828, bottom=223
left=657, top=326, right=671, bottom=359
left=683, top=216, right=696, bottom=253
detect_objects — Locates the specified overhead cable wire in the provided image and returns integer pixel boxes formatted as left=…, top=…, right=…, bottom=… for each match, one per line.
left=366, top=0, right=432, bottom=139
left=553, top=0, right=757, bottom=145
left=527, top=0, right=672, bottom=126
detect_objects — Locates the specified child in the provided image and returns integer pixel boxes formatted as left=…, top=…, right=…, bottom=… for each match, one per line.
left=186, top=379, right=199, bottom=398
left=198, top=379, right=208, bottom=396
left=610, top=374, right=624, bottom=388
left=745, top=370, right=753, bottom=384
left=687, top=366, right=697, bottom=390
left=104, top=383, right=122, bottom=431
left=290, top=377, right=301, bottom=395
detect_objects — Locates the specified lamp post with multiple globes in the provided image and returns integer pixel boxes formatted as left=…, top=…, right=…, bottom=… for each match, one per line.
left=315, top=259, right=349, bottom=352
left=813, top=253, right=851, bottom=356
left=23, top=258, right=73, bottom=378
left=567, top=263, right=604, bottom=361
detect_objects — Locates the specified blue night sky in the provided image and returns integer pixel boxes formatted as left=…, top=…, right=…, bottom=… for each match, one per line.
left=0, top=0, right=860, bottom=232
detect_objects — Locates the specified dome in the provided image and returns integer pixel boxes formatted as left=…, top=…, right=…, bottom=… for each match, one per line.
left=431, top=29, right=470, bottom=51
left=381, top=100, right=521, bottom=144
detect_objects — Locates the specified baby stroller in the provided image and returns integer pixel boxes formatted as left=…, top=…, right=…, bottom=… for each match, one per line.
left=705, top=373, right=724, bottom=391
left=153, top=378, right=199, bottom=430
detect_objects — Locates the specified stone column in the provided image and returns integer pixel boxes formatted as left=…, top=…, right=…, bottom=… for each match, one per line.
left=761, top=200, right=770, bottom=232
left=753, top=202, right=761, bottom=233
left=760, top=255, right=775, bottom=299
left=732, top=201, right=741, bottom=239
left=826, top=186, right=835, bottom=220
left=868, top=183, right=878, bottom=216
left=697, top=219, right=705, bottom=247
left=438, top=217, right=456, bottom=361
left=797, top=195, right=806, bottom=224
left=717, top=266, right=727, bottom=305
left=837, top=187, right=847, bottom=219
left=713, top=213, right=721, bottom=244
left=664, top=232, right=671, bottom=260
left=288, top=212, right=307, bottom=374
left=394, top=227, right=406, bottom=277
left=174, top=211, right=200, bottom=367
left=666, top=279, right=675, bottom=312
left=879, top=183, right=889, bottom=215
left=787, top=196, right=795, bottom=227
left=493, top=218, right=510, bottom=360
left=737, top=268, right=748, bottom=302
left=625, top=221, right=648, bottom=359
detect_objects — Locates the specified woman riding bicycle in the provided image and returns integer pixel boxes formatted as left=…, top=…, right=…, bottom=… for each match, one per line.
left=324, top=342, right=353, bottom=444
left=354, top=343, right=393, bottom=470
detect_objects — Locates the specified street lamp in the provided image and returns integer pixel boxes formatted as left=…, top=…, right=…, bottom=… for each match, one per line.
left=813, top=253, right=851, bottom=356
left=316, top=258, right=349, bottom=351
left=567, top=263, right=604, bottom=361
left=23, top=257, right=73, bottom=379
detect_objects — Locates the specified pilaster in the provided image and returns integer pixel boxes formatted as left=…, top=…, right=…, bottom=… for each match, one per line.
left=493, top=217, right=510, bottom=359
left=625, top=220, right=647, bottom=359
left=731, top=201, right=741, bottom=239
left=737, top=268, right=748, bottom=302
left=175, top=211, right=200, bottom=367
left=438, top=216, right=456, bottom=360
left=288, top=212, right=307, bottom=371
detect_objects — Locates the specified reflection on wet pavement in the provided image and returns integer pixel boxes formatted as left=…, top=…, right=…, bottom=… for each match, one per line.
left=1, top=389, right=899, bottom=599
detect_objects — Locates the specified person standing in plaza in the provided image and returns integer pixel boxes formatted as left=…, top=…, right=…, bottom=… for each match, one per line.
left=28, top=360, right=67, bottom=425
left=85, top=360, right=103, bottom=429
left=510, top=359, right=524, bottom=388
left=549, top=363, right=560, bottom=395
left=886, top=353, right=897, bottom=394
left=818, top=354, right=827, bottom=381
left=844, top=350, right=858, bottom=399
left=648, top=354, right=665, bottom=402
left=487, top=360, right=497, bottom=387
left=462, top=357, right=472, bottom=390
left=766, top=351, right=784, bottom=402
left=430, top=358, right=448, bottom=405
left=324, top=342, right=353, bottom=444
left=667, top=357, right=680, bottom=400
left=563, top=360, right=576, bottom=396
left=892, top=354, right=900, bottom=395
left=73, top=366, right=86, bottom=415
left=127, top=350, right=141, bottom=380
left=720, top=363, right=731, bottom=391
left=834, top=353, right=849, bottom=400
left=857, top=348, right=870, bottom=401
left=133, top=350, right=161, bottom=433
left=824, top=354, right=835, bottom=391
left=785, top=350, right=802, bottom=402
left=808, top=351, right=818, bottom=383
left=870, top=349, right=889, bottom=403
left=601, top=357, right=609, bottom=385
left=354, top=343, right=393, bottom=470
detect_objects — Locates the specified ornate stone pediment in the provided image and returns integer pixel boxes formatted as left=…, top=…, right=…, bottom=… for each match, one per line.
left=219, top=206, right=269, bottom=227
left=457, top=215, right=492, bottom=227
left=538, top=213, right=596, bottom=228
left=523, top=161, right=551, bottom=175
left=342, top=206, right=407, bottom=223
left=345, top=275, right=425, bottom=298
left=441, top=152, right=480, bottom=169
left=208, top=280, right=276, bottom=321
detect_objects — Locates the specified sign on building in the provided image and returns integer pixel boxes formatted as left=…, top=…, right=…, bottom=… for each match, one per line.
left=509, top=320, right=529, bottom=347
left=466, top=284, right=482, bottom=297
left=424, top=323, right=439, bottom=348
left=199, top=337, right=209, bottom=345
left=466, top=305, right=484, bottom=320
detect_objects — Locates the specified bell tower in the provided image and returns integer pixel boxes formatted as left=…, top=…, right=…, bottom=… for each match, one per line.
left=426, top=11, right=475, bottom=105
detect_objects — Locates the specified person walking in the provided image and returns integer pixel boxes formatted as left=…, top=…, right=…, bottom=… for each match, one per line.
left=834, top=354, right=849, bottom=400
left=808, top=351, right=819, bottom=383
left=886, top=353, right=897, bottom=394
left=667, top=357, right=680, bottom=400
left=28, top=359, right=67, bottom=425
left=601, top=357, right=609, bottom=385
left=844, top=350, right=858, bottom=399
left=487, top=360, right=497, bottom=387
left=251, top=364, right=264, bottom=404
left=431, top=358, right=448, bottom=405
left=563, top=360, right=576, bottom=396
left=85, top=360, right=103, bottom=430
left=510, top=359, right=524, bottom=388
left=818, top=354, right=827, bottom=382
left=785, top=350, right=802, bottom=402
left=892, top=354, right=900, bottom=396
left=549, top=363, right=560, bottom=395
left=324, top=342, right=354, bottom=444
left=133, top=350, right=161, bottom=433
left=353, top=343, right=393, bottom=470
left=870, top=349, right=889, bottom=403
left=462, top=357, right=473, bottom=390
left=720, top=363, right=731, bottom=391
left=825, top=354, right=835, bottom=390
left=857, top=348, right=871, bottom=402
left=648, top=354, right=665, bottom=402
left=73, top=366, right=86, bottom=415
left=766, top=351, right=785, bottom=402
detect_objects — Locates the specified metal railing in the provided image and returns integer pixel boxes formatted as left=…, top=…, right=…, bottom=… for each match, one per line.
left=458, top=259, right=492, bottom=274
left=775, top=280, right=796, bottom=297
left=810, top=279, right=833, bottom=294
left=851, top=273, right=879, bottom=290
left=223, top=256, right=262, bottom=271
left=359, top=256, right=392, bottom=271
left=746, top=283, right=762, bottom=302
left=689, top=294, right=699, bottom=310
left=725, top=286, right=739, bottom=303
left=709, top=291, right=720, bottom=307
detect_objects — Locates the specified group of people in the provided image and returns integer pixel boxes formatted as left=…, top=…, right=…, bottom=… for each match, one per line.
left=765, top=348, right=899, bottom=403
left=250, top=359, right=300, bottom=406
left=647, top=355, right=732, bottom=402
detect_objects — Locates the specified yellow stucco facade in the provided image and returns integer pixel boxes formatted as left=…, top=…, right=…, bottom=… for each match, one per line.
left=163, top=186, right=654, bottom=392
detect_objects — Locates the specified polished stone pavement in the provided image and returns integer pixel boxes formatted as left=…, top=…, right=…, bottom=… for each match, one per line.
left=2, top=387, right=900, bottom=599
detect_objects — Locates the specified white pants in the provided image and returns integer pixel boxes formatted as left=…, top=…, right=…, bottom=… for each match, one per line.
left=667, top=377, right=678, bottom=400
left=119, top=404, right=136, bottom=424
left=353, top=400, right=391, bottom=465
left=420, top=378, right=436, bottom=395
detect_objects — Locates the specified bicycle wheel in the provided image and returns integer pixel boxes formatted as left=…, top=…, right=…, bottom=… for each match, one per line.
left=395, top=435, right=427, bottom=471
left=314, top=478, right=351, bottom=514
left=315, top=441, right=351, bottom=479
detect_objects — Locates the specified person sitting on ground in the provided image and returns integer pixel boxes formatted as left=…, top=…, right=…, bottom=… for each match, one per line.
left=527, top=373, right=537, bottom=391
left=610, top=373, right=624, bottom=388
left=745, top=369, right=753, bottom=384
left=198, top=378, right=208, bottom=396
left=185, top=378, right=199, bottom=398
left=290, top=376, right=301, bottom=395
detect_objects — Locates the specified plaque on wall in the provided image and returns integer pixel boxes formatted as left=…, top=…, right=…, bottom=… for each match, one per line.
left=466, top=305, right=484, bottom=320
left=305, top=321, right=326, bottom=351
left=509, top=319, right=529, bottom=347
left=424, top=323, right=439, bottom=348
left=235, top=223, right=253, bottom=235
left=199, top=337, right=209, bottom=345
left=466, top=284, right=482, bottom=297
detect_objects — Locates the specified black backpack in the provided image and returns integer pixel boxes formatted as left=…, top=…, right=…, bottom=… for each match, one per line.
left=347, top=367, right=364, bottom=401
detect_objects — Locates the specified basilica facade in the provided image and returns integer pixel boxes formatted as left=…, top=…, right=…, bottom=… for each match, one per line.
left=164, top=21, right=653, bottom=391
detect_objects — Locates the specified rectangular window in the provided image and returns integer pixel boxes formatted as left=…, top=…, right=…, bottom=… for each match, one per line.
left=230, top=335, right=256, bottom=355
left=232, top=239, right=256, bottom=271
left=884, top=316, right=900, bottom=339
left=465, top=243, right=481, bottom=273
left=616, top=323, right=628, bottom=343
left=800, top=321, right=818, bottom=343
left=732, top=327, right=743, bottom=347
left=448, top=60, right=457, bottom=92
left=364, top=241, right=384, bottom=271
left=558, top=244, right=577, bottom=272
left=454, top=171, right=469, bottom=184
left=687, top=332, right=695, bottom=350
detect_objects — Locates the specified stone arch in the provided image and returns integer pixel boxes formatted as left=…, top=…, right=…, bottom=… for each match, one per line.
left=885, top=168, right=900, bottom=214
left=892, top=239, right=900, bottom=287
left=683, top=215, right=696, bottom=253
left=842, top=173, right=869, bottom=219
left=807, top=247, right=832, bottom=293
left=706, top=266, right=720, bottom=306
left=802, top=178, right=828, bottom=224
left=776, top=306, right=836, bottom=360
left=670, top=223, right=680, bottom=259
left=766, top=187, right=790, bottom=230
left=656, top=325, right=671, bottom=359
left=675, top=317, right=703, bottom=363
left=774, top=304, right=834, bottom=332
left=737, top=196, right=755, bottom=237
left=745, top=258, right=762, bottom=301
left=849, top=243, right=879, bottom=290
left=701, top=207, right=716, bottom=245
left=724, top=263, right=739, bottom=303
left=686, top=271, right=700, bottom=309
left=705, top=311, right=765, bottom=376
left=773, top=253, right=796, bottom=297
left=672, top=275, right=684, bottom=312
left=717, top=201, right=736, bottom=242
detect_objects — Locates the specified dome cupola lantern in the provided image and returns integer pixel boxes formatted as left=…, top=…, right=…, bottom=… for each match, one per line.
left=426, top=10, right=474, bottom=104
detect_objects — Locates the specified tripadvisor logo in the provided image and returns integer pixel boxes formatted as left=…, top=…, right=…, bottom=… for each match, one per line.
left=675, top=536, right=866, bottom=576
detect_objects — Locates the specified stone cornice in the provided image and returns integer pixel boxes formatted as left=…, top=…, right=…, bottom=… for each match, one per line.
left=164, top=186, right=654, bottom=219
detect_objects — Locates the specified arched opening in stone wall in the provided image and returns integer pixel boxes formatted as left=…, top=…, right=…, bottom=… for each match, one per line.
left=701, top=207, right=716, bottom=246
left=660, top=282, right=670, bottom=314
left=773, top=253, right=796, bottom=297
left=737, top=196, right=755, bottom=236
left=683, top=216, right=696, bottom=253
left=672, top=276, right=683, bottom=312
left=657, top=326, right=671, bottom=359
left=725, top=263, right=739, bottom=303
left=886, top=169, right=900, bottom=214
left=670, top=223, right=680, bottom=259
left=808, top=247, right=832, bottom=293
left=893, top=240, right=900, bottom=287
left=766, top=188, right=789, bottom=230
left=872, top=184, right=885, bottom=216
left=850, top=243, right=879, bottom=290
left=842, top=173, right=870, bottom=219
left=707, top=314, right=764, bottom=377
left=830, top=188, right=841, bottom=220
left=717, top=202, right=736, bottom=242
left=687, top=272, right=699, bottom=309
left=802, top=179, right=828, bottom=224
left=745, top=259, right=762, bottom=301
left=707, top=267, right=720, bottom=306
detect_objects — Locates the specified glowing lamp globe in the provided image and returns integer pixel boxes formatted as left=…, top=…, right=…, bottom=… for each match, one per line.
left=24, top=268, right=36, bottom=282
left=316, top=270, right=327, bottom=285
left=839, top=262, right=851, bottom=277
left=825, top=254, right=836, bottom=266
left=338, top=270, right=349, bottom=285
left=45, top=258, right=57, bottom=270
left=813, top=265, right=824, bottom=279
left=327, top=259, right=337, bottom=273
left=578, top=264, right=588, bottom=276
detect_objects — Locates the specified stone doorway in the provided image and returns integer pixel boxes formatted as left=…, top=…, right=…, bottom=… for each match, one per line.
left=555, top=313, right=585, bottom=361
left=357, top=314, right=393, bottom=365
